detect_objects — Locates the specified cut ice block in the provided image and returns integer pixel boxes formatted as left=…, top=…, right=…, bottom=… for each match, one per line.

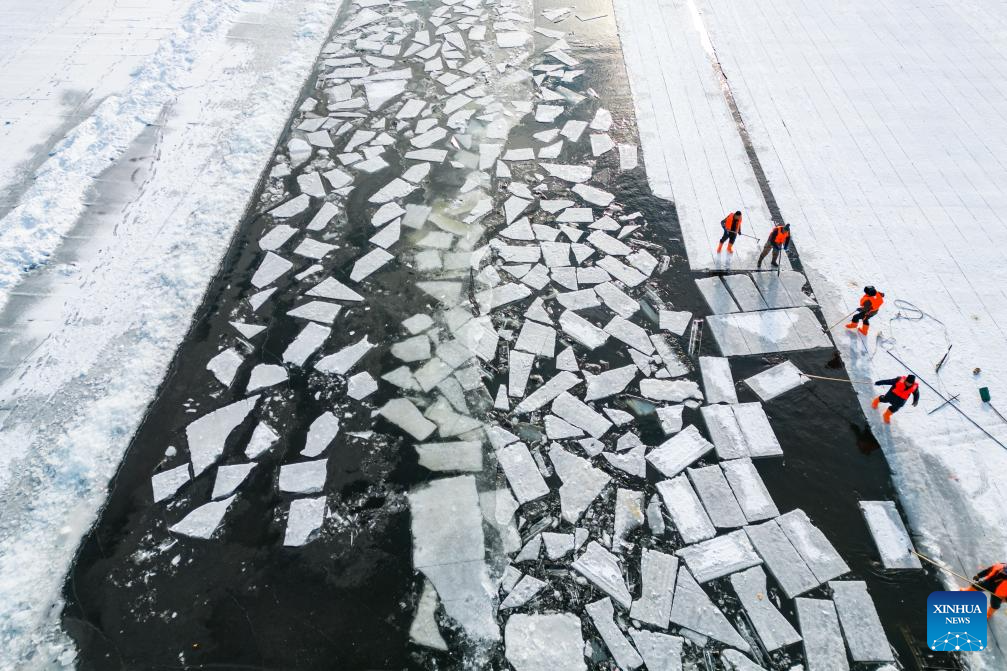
left=751, top=270, right=810, bottom=310
left=795, top=598, right=849, bottom=671
left=279, top=459, right=327, bottom=494
left=646, top=425, right=715, bottom=479
left=410, top=580, right=448, bottom=651
left=730, top=567, right=801, bottom=651
left=687, top=465, right=747, bottom=529
left=282, top=322, right=330, bottom=366
left=829, top=580, right=894, bottom=662
left=745, top=518, right=819, bottom=599
left=630, top=549, right=678, bottom=628
left=721, top=458, right=779, bottom=522
left=695, top=276, right=741, bottom=314
left=151, top=464, right=190, bottom=503
left=303, top=412, right=339, bottom=457
left=416, top=441, right=482, bottom=472
left=723, top=274, right=769, bottom=311
left=497, top=442, right=549, bottom=504
left=706, top=307, right=831, bottom=356
left=676, top=530, right=762, bottom=582
left=744, top=360, right=807, bottom=401
left=701, top=403, right=782, bottom=459
left=656, top=475, right=715, bottom=544
left=778, top=509, right=850, bottom=583
left=169, top=496, right=235, bottom=540
left=858, top=501, right=922, bottom=569
left=669, top=566, right=749, bottom=651
left=211, top=463, right=255, bottom=500
left=699, top=356, right=737, bottom=404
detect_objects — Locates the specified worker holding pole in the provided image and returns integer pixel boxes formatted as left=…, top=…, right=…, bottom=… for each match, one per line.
left=846, top=285, right=885, bottom=336
left=962, top=563, right=1007, bottom=619
left=872, top=374, right=919, bottom=423
left=716, top=211, right=742, bottom=254
left=757, top=223, right=791, bottom=268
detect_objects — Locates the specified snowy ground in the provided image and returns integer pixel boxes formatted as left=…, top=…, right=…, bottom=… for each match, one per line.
left=616, top=0, right=1007, bottom=665
left=0, top=0, right=344, bottom=666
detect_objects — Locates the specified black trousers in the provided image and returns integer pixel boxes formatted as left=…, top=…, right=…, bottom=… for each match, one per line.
left=878, top=391, right=907, bottom=413
left=850, top=307, right=877, bottom=325
left=718, top=230, right=737, bottom=245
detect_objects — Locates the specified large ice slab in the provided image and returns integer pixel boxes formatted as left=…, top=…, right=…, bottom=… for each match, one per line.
left=721, top=458, right=779, bottom=522
left=378, top=398, right=436, bottom=440
left=723, top=274, right=769, bottom=311
left=706, top=307, right=831, bottom=356
left=646, top=425, right=715, bottom=478
left=669, top=566, right=750, bottom=651
left=283, top=496, right=326, bottom=546
left=795, top=598, right=849, bottom=671
left=676, top=530, right=762, bottom=582
left=630, top=549, right=678, bottom=628
left=505, top=613, right=586, bottom=671
left=656, top=475, right=715, bottom=544
left=701, top=403, right=783, bottom=459
left=408, top=475, right=498, bottom=641
left=687, top=465, right=747, bottom=529
left=730, top=567, right=801, bottom=652
left=699, top=356, right=738, bottom=404
left=829, top=581, right=894, bottom=662
left=744, top=360, right=808, bottom=402
left=751, top=271, right=810, bottom=310
left=151, top=464, right=190, bottom=503
left=695, top=276, right=741, bottom=314
left=169, top=496, right=235, bottom=539
left=586, top=598, right=644, bottom=670
left=778, top=509, right=850, bottom=583
left=745, top=518, right=819, bottom=599
left=186, top=396, right=260, bottom=476
left=858, top=501, right=922, bottom=569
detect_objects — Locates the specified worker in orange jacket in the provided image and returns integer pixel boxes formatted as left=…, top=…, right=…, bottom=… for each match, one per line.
left=716, top=211, right=742, bottom=254
left=871, top=375, right=919, bottom=423
left=757, top=223, right=791, bottom=268
left=962, top=563, right=1007, bottom=619
left=845, top=286, right=885, bottom=335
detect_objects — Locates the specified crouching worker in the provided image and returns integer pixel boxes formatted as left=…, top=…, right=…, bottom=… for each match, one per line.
left=962, top=563, right=1007, bottom=619
left=871, top=374, right=919, bottom=423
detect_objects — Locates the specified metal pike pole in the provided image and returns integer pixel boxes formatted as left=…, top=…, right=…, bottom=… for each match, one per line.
left=927, top=393, right=960, bottom=415
left=824, top=311, right=856, bottom=333
left=798, top=373, right=873, bottom=385
left=910, top=550, right=992, bottom=594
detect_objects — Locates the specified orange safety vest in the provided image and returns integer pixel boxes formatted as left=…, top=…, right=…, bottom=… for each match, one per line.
left=722, top=212, right=741, bottom=233
left=891, top=376, right=919, bottom=400
left=772, top=226, right=790, bottom=245
left=979, top=563, right=1007, bottom=584
left=860, top=292, right=884, bottom=313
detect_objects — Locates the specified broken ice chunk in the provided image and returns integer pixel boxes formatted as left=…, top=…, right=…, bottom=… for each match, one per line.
left=659, top=310, right=693, bottom=336
left=657, top=475, right=716, bottom=544
left=618, top=144, right=638, bottom=171
left=287, top=301, right=341, bottom=324
left=543, top=532, right=575, bottom=559
left=629, top=631, right=683, bottom=671
left=639, top=379, right=703, bottom=403
left=677, top=529, right=762, bottom=582
left=186, top=396, right=260, bottom=476
left=284, top=496, right=326, bottom=546
left=279, top=459, right=328, bottom=494
left=251, top=252, right=293, bottom=288
left=646, top=425, right=714, bottom=478
left=515, top=320, right=556, bottom=357
left=549, top=444, right=611, bottom=523
left=584, top=365, right=637, bottom=401
left=303, top=412, right=340, bottom=458
left=571, top=541, right=632, bottom=609
left=207, top=348, right=243, bottom=387
left=586, top=597, right=644, bottom=670
left=541, top=162, right=592, bottom=183
left=230, top=321, right=265, bottom=340
left=552, top=392, right=612, bottom=438
left=349, top=247, right=394, bottom=282
left=512, top=371, right=581, bottom=414
left=246, top=363, right=287, bottom=393
left=151, top=464, right=191, bottom=503
left=169, top=496, right=236, bottom=539
left=604, top=316, right=655, bottom=354
left=501, top=575, right=547, bottom=609
left=590, top=108, right=613, bottom=131
left=244, top=422, right=278, bottom=460
left=670, top=567, right=750, bottom=652
left=744, top=360, right=808, bottom=402
left=379, top=398, right=436, bottom=440
left=497, top=442, right=549, bottom=504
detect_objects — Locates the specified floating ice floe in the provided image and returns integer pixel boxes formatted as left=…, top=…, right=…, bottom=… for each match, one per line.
left=207, top=348, right=243, bottom=387
left=677, top=529, right=762, bottom=583
left=745, top=518, right=820, bottom=598
left=284, top=496, right=326, bottom=546
left=247, top=363, right=287, bottom=392
left=858, top=501, right=922, bottom=569
left=288, top=301, right=341, bottom=324
left=283, top=323, right=330, bottom=366
left=550, top=445, right=611, bottom=523
left=186, top=396, right=260, bottom=476
left=244, top=422, right=278, bottom=460
left=211, top=463, right=256, bottom=500
left=279, top=459, right=328, bottom=494
left=169, top=495, right=236, bottom=540
left=829, top=580, right=894, bottom=662
left=795, top=598, right=849, bottom=671
left=251, top=252, right=293, bottom=288
left=743, top=360, right=808, bottom=401
left=379, top=398, right=436, bottom=440
left=230, top=321, right=266, bottom=340
left=151, top=464, right=191, bottom=503
left=646, top=425, right=714, bottom=478
left=572, top=541, right=632, bottom=609
left=777, top=509, right=850, bottom=583
left=303, top=412, right=340, bottom=457
left=308, top=277, right=365, bottom=301
left=721, top=458, right=779, bottom=522
left=698, top=356, right=737, bottom=404
left=586, top=597, right=644, bottom=670
left=542, top=162, right=592, bottom=183
left=656, top=474, right=715, bottom=544
left=669, top=566, right=750, bottom=651
left=504, top=613, right=586, bottom=671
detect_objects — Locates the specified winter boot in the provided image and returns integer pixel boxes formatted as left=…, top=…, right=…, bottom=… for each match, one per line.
left=858, top=323, right=870, bottom=336
left=883, top=408, right=893, bottom=423
left=727, top=243, right=734, bottom=254
left=716, top=242, right=723, bottom=253
left=871, top=397, right=880, bottom=409
left=845, top=322, right=858, bottom=330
